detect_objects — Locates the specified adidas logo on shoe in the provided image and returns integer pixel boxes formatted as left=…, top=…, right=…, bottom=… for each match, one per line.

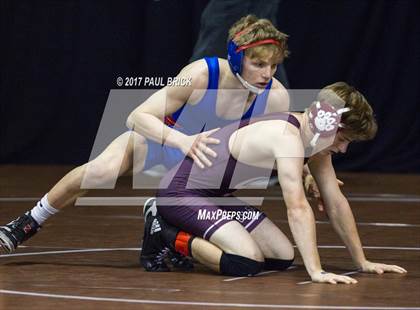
left=150, top=218, right=162, bottom=235
left=143, top=197, right=157, bottom=222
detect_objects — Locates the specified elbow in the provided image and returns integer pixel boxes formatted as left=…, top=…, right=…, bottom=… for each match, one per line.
left=126, top=111, right=143, bottom=130
left=126, top=113, right=134, bottom=130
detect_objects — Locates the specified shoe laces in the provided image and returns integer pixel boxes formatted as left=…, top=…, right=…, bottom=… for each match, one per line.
left=155, top=247, right=170, bottom=264
left=7, top=217, right=22, bottom=229
left=7, top=213, right=32, bottom=229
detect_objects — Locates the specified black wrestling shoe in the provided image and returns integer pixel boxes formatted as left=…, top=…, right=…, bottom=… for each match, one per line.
left=140, top=198, right=194, bottom=271
left=141, top=197, right=168, bottom=271
left=167, top=251, right=194, bottom=271
left=143, top=197, right=157, bottom=222
left=0, top=212, right=41, bottom=254
left=140, top=212, right=171, bottom=272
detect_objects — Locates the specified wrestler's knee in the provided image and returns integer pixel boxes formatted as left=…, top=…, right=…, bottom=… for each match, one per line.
left=264, top=257, right=294, bottom=271
left=87, top=132, right=147, bottom=183
left=211, top=222, right=265, bottom=262
left=236, top=245, right=265, bottom=262
left=92, top=157, right=121, bottom=180
left=219, top=253, right=264, bottom=276
left=82, top=153, right=126, bottom=186
left=272, top=240, right=294, bottom=261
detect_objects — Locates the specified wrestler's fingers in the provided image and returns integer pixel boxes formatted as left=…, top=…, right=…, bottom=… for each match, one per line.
left=310, top=185, right=321, bottom=198
left=371, top=266, right=384, bottom=274
left=199, top=142, right=217, bottom=158
left=308, top=185, right=326, bottom=212
left=345, top=276, right=358, bottom=284
left=202, top=136, right=220, bottom=145
left=384, top=265, right=407, bottom=273
left=317, top=200, right=324, bottom=212
left=395, top=266, right=407, bottom=273
left=190, top=154, right=204, bottom=169
left=195, top=150, right=212, bottom=167
left=202, top=127, right=220, bottom=137
left=334, top=275, right=357, bottom=284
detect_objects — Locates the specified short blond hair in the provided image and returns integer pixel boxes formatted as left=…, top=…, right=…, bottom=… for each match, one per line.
left=321, top=82, right=377, bottom=141
left=228, top=15, right=289, bottom=62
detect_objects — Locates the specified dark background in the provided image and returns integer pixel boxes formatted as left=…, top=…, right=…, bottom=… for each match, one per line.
left=1, top=0, right=419, bottom=172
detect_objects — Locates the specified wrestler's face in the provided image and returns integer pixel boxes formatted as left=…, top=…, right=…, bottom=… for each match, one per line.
left=241, top=53, right=280, bottom=88
left=320, top=131, right=351, bottom=156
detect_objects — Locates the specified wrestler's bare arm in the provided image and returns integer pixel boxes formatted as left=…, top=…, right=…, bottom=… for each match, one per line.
left=126, top=60, right=220, bottom=167
left=126, top=60, right=208, bottom=147
left=263, top=132, right=355, bottom=283
left=308, top=154, right=406, bottom=275
left=308, top=154, right=368, bottom=266
left=275, top=154, right=322, bottom=274
left=264, top=81, right=336, bottom=209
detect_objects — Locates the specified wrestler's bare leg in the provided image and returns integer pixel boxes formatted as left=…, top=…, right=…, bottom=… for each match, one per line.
left=48, top=131, right=147, bottom=209
left=250, top=217, right=294, bottom=260
left=0, top=131, right=148, bottom=254
left=188, top=221, right=265, bottom=272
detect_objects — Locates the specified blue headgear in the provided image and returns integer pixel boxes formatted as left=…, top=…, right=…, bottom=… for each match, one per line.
left=227, top=28, right=281, bottom=94
left=227, top=39, right=244, bottom=75
left=228, top=24, right=281, bottom=74
left=227, top=37, right=282, bottom=76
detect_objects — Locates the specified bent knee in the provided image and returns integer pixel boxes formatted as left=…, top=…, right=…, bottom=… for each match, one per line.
left=264, top=257, right=294, bottom=271
left=219, top=253, right=264, bottom=276
left=226, top=243, right=264, bottom=262
left=280, top=243, right=295, bottom=261
left=269, top=240, right=295, bottom=262
left=81, top=159, right=122, bottom=188
left=86, top=163, right=118, bottom=182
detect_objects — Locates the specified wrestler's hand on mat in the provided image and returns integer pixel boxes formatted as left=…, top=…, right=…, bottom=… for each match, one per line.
left=304, top=175, right=344, bottom=212
left=181, top=128, right=220, bottom=169
left=359, top=260, right=407, bottom=274
left=311, top=271, right=358, bottom=284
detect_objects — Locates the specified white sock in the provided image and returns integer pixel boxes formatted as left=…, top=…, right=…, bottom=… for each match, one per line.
left=30, top=194, right=59, bottom=225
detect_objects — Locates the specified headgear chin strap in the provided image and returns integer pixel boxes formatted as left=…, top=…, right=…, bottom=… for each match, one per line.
left=308, top=100, right=350, bottom=147
left=235, top=72, right=265, bottom=94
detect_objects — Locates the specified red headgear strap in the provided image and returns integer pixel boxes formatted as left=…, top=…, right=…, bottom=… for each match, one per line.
left=233, top=26, right=281, bottom=52
left=236, top=39, right=280, bottom=52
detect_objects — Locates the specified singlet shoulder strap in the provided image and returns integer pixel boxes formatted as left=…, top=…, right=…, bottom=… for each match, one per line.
left=204, top=57, right=219, bottom=89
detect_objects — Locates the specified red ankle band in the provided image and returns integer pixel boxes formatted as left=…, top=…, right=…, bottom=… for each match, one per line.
left=175, top=231, right=194, bottom=257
